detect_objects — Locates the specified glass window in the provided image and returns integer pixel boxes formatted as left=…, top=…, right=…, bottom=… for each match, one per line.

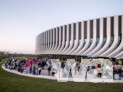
left=79, top=22, right=81, bottom=40
left=69, top=24, right=71, bottom=41
left=84, top=21, right=87, bottom=39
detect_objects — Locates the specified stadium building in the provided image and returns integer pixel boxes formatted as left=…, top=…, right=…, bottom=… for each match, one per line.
left=35, top=15, right=123, bottom=60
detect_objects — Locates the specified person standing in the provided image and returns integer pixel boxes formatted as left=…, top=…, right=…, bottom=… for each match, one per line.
left=118, top=67, right=122, bottom=80
left=36, top=64, right=38, bottom=75
left=48, top=62, right=52, bottom=76
left=69, top=69, right=72, bottom=77
left=38, top=66, right=42, bottom=75
left=33, top=65, right=36, bottom=75
left=52, top=69, right=56, bottom=76
left=29, top=65, right=32, bottom=74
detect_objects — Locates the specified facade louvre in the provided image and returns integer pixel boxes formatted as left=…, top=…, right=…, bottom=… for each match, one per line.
left=36, top=15, right=123, bottom=59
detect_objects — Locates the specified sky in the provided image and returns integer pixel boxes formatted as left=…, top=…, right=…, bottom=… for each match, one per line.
left=0, top=0, right=123, bottom=54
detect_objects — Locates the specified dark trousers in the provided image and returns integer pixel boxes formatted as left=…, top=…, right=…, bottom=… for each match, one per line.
left=48, top=70, right=50, bottom=76
left=39, top=70, right=41, bottom=75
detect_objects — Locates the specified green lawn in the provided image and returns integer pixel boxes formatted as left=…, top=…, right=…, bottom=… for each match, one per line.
left=0, top=58, right=123, bottom=92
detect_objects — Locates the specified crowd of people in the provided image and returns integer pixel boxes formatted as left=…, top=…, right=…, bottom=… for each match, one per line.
left=4, top=58, right=123, bottom=80
left=4, top=58, right=56, bottom=76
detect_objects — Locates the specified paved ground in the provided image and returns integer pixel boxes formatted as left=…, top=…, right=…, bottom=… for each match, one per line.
left=2, top=65, right=123, bottom=83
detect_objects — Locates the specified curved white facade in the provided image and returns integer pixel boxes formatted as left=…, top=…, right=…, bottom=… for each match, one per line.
left=36, top=15, right=123, bottom=59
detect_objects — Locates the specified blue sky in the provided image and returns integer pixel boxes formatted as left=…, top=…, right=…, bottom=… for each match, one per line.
left=0, top=0, right=123, bottom=54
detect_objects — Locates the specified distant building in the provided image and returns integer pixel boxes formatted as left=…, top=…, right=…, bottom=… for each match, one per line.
left=0, top=51, right=4, bottom=55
